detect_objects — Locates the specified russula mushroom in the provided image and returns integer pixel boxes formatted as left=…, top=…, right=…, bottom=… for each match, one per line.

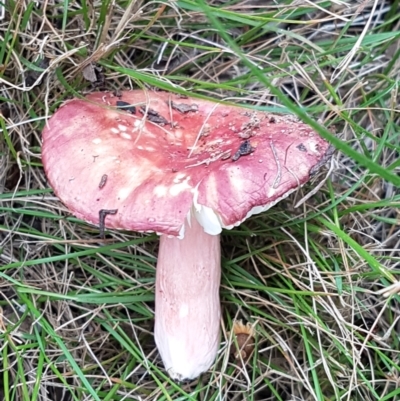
left=41, top=90, right=331, bottom=381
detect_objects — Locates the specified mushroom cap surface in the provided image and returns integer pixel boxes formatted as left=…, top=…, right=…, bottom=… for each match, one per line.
left=42, top=90, right=331, bottom=236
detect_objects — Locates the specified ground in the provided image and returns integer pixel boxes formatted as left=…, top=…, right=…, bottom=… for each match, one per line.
left=0, top=1, right=399, bottom=400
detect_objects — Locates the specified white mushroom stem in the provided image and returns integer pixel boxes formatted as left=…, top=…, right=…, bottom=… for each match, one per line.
left=154, top=217, right=221, bottom=381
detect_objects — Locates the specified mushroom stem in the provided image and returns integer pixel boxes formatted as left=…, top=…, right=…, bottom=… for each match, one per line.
left=154, top=217, right=221, bottom=381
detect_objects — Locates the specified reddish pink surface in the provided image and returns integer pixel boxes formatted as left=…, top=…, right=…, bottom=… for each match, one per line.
left=42, top=90, right=330, bottom=235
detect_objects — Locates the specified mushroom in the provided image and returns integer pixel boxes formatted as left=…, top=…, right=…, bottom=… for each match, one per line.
left=41, top=90, right=331, bottom=381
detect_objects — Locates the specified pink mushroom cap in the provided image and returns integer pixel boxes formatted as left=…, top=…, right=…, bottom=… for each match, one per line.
left=42, top=90, right=331, bottom=236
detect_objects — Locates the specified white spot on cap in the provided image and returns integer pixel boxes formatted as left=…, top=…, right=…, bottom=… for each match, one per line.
left=154, top=185, right=168, bottom=197
left=120, top=133, right=132, bottom=140
left=224, top=167, right=243, bottom=194
left=92, top=138, right=102, bottom=144
left=174, top=129, right=183, bottom=139
left=170, top=176, right=191, bottom=196
left=173, top=173, right=186, bottom=184
left=308, top=140, right=319, bottom=154
left=117, top=187, right=131, bottom=201
left=111, top=127, right=119, bottom=134
left=118, top=124, right=128, bottom=131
